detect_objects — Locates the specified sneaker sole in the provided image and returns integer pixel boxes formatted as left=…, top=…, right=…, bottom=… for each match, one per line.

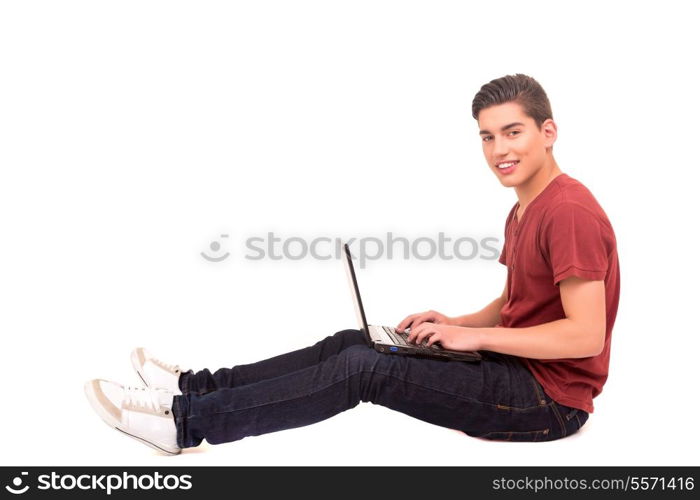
left=84, top=380, right=181, bottom=455
left=115, top=427, right=181, bottom=456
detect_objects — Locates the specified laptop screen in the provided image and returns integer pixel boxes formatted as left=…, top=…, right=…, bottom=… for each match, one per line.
left=343, top=243, right=371, bottom=341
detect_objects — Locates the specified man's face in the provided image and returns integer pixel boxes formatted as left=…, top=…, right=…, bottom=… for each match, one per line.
left=477, top=102, right=556, bottom=188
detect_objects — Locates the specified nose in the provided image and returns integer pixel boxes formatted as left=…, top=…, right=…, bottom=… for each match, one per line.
left=492, top=136, right=509, bottom=158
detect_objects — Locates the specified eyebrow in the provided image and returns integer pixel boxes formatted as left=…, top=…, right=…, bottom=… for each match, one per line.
left=479, top=122, right=525, bottom=135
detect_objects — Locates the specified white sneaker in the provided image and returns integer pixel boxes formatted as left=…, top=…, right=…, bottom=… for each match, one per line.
left=130, top=347, right=183, bottom=395
left=84, top=379, right=181, bottom=455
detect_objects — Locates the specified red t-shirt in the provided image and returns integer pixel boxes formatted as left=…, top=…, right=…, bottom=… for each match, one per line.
left=497, top=173, right=620, bottom=413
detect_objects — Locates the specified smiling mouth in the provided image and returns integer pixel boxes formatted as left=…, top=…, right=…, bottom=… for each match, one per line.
left=495, top=160, right=519, bottom=175
left=497, top=160, right=519, bottom=169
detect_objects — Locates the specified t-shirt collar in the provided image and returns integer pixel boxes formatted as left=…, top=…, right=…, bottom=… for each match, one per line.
left=514, top=173, right=567, bottom=224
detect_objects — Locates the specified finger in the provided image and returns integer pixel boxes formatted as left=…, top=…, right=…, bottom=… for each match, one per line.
left=409, top=324, right=430, bottom=343
left=409, top=317, right=427, bottom=331
left=395, top=317, right=410, bottom=332
left=396, top=314, right=421, bottom=332
left=406, top=328, right=414, bottom=342
left=401, top=312, right=432, bottom=333
left=407, top=324, right=421, bottom=343
left=410, top=313, right=435, bottom=331
left=426, top=333, right=440, bottom=347
left=415, top=328, right=434, bottom=345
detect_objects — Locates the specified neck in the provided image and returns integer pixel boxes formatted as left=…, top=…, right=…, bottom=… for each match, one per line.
left=515, top=155, right=562, bottom=211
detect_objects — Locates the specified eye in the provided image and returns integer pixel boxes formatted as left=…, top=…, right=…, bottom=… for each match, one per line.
left=482, top=136, right=492, bottom=142
left=508, top=130, right=521, bottom=136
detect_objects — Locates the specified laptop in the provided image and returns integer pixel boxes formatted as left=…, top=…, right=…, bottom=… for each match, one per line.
left=343, top=242, right=481, bottom=362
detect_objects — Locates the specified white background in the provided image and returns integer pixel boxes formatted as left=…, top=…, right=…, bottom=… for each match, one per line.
left=1, top=0, right=698, bottom=466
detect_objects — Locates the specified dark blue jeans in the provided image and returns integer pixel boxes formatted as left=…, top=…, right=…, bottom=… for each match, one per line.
left=171, top=329, right=588, bottom=447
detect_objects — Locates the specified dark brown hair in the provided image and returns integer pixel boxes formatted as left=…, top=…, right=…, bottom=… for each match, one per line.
left=471, top=74, right=553, bottom=129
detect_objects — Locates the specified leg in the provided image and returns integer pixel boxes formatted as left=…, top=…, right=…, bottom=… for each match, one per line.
left=178, top=329, right=366, bottom=395
left=171, top=344, right=587, bottom=447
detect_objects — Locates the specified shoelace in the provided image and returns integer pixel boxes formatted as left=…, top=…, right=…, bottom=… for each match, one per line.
left=152, top=357, right=180, bottom=373
left=123, top=385, right=164, bottom=413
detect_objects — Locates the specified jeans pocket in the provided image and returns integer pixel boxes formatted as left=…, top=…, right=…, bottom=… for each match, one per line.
left=479, top=428, right=552, bottom=442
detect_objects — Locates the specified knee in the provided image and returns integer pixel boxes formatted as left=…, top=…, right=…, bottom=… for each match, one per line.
left=334, top=328, right=363, bottom=337
left=314, top=329, right=366, bottom=356
left=332, top=328, right=365, bottom=344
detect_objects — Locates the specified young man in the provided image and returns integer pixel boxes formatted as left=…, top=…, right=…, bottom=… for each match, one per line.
left=85, top=74, right=619, bottom=454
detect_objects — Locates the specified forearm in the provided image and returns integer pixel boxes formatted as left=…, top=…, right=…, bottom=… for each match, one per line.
left=452, top=296, right=505, bottom=328
left=477, top=318, right=605, bottom=359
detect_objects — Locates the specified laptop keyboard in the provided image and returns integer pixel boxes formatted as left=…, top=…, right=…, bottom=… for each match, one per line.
left=382, top=326, right=408, bottom=345
left=382, top=326, right=443, bottom=350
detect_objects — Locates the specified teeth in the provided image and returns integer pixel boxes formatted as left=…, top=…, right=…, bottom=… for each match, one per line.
left=498, top=161, right=518, bottom=169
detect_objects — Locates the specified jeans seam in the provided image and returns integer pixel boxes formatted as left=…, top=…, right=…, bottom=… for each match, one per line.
left=172, top=396, right=187, bottom=448
left=480, top=428, right=551, bottom=441
left=549, top=402, right=567, bottom=437
left=178, top=371, right=193, bottom=396
left=531, top=377, right=547, bottom=406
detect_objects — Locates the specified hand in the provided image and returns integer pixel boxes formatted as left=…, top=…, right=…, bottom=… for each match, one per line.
left=396, top=310, right=455, bottom=333
left=407, top=323, right=483, bottom=352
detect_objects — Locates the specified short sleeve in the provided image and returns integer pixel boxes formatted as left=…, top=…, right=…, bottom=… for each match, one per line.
left=540, top=202, right=609, bottom=285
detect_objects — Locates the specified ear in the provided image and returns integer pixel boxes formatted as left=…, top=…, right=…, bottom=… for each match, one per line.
left=541, top=118, right=558, bottom=149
